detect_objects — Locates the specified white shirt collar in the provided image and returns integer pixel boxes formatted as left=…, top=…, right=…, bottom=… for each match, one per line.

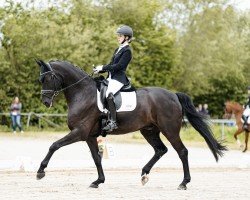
left=119, top=41, right=129, bottom=48
left=116, top=41, right=129, bottom=53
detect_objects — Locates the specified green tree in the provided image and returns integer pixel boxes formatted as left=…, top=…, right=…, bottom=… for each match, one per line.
left=0, top=0, right=249, bottom=118
left=194, top=71, right=246, bottom=117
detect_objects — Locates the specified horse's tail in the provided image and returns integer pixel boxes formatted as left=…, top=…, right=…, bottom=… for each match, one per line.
left=176, top=92, right=227, bottom=161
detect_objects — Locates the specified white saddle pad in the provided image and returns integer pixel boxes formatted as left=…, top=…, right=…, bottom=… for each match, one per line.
left=97, top=90, right=137, bottom=113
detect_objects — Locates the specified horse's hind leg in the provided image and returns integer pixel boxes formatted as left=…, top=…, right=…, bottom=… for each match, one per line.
left=140, top=126, right=168, bottom=185
left=86, top=137, right=105, bottom=188
left=234, top=128, right=244, bottom=148
left=160, top=124, right=190, bottom=190
left=243, top=131, right=249, bottom=153
left=37, top=129, right=81, bottom=180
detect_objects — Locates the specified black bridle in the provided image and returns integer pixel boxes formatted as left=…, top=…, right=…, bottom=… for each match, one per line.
left=40, top=65, right=91, bottom=102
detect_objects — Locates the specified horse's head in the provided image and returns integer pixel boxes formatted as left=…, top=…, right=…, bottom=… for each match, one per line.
left=36, top=59, right=62, bottom=108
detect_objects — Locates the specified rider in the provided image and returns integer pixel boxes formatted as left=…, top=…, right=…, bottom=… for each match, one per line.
left=93, top=25, right=133, bottom=132
left=242, top=86, right=250, bottom=130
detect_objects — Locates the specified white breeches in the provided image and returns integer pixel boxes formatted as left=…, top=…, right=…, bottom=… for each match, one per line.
left=242, top=107, right=250, bottom=124
left=243, top=107, right=250, bottom=117
left=106, top=79, right=124, bottom=98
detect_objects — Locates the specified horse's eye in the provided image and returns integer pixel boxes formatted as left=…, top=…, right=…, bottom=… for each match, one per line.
left=43, top=75, right=52, bottom=83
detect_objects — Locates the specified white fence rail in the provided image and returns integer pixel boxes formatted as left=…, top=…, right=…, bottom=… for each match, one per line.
left=0, top=113, right=236, bottom=139
left=184, top=118, right=236, bottom=139
left=0, top=112, right=67, bottom=128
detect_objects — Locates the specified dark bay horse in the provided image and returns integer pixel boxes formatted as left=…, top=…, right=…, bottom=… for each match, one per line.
left=35, top=60, right=226, bottom=190
left=224, top=101, right=249, bottom=152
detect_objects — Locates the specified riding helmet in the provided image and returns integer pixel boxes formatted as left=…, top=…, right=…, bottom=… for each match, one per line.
left=116, top=25, right=133, bottom=38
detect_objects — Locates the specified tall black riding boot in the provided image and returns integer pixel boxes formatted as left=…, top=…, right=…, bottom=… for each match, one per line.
left=102, top=93, right=118, bottom=132
left=242, top=115, right=248, bottom=130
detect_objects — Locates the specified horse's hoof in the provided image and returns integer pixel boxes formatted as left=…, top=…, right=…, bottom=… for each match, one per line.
left=36, top=172, right=45, bottom=180
left=177, top=184, right=187, bottom=190
left=141, top=174, right=149, bottom=186
left=89, top=183, right=98, bottom=188
left=242, top=149, right=247, bottom=153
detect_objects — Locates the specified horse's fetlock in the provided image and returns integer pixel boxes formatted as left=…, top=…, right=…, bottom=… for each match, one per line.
left=184, top=177, right=191, bottom=183
left=99, top=178, right=105, bottom=183
left=37, top=168, right=44, bottom=173
left=41, top=162, right=47, bottom=168
left=142, top=167, right=149, bottom=175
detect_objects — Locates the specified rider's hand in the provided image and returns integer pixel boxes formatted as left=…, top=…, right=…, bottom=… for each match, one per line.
left=93, top=65, right=103, bottom=74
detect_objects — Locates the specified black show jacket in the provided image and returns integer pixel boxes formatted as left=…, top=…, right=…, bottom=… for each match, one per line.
left=102, top=45, right=132, bottom=85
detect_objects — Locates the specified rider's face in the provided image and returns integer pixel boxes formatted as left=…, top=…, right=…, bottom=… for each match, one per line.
left=117, top=34, right=125, bottom=44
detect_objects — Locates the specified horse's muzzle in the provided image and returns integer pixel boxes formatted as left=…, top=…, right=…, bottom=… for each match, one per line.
left=43, top=100, right=52, bottom=108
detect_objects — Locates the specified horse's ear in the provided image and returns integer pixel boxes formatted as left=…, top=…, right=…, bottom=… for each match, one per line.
left=36, top=59, right=52, bottom=74
left=35, top=58, right=41, bottom=67
left=39, top=60, right=53, bottom=71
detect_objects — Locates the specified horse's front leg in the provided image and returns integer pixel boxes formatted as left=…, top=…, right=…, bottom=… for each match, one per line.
left=86, top=136, right=105, bottom=188
left=36, top=128, right=82, bottom=180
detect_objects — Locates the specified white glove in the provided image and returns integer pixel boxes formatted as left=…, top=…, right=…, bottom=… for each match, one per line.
left=93, top=65, right=103, bottom=74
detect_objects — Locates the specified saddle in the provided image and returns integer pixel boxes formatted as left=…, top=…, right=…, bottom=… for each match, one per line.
left=94, top=76, right=136, bottom=110
left=94, top=76, right=137, bottom=137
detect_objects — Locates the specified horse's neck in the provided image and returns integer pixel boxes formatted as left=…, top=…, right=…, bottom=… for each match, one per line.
left=64, top=77, right=96, bottom=106
left=231, top=104, right=243, bottom=118
left=60, top=67, right=87, bottom=88
left=55, top=64, right=96, bottom=107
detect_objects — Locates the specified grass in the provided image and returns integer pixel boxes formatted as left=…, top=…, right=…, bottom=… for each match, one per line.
left=0, top=124, right=246, bottom=150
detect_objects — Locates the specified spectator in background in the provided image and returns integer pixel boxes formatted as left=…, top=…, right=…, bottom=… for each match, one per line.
left=10, top=97, right=24, bottom=134
left=198, top=104, right=203, bottom=113
left=197, top=103, right=210, bottom=117
left=203, top=103, right=210, bottom=116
